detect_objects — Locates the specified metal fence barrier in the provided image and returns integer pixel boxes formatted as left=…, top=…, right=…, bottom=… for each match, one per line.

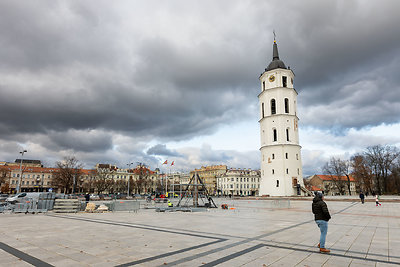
left=269, top=199, right=291, bottom=208
left=105, top=200, right=140, bottom=212
left=1, top=193, right=56, bottom=213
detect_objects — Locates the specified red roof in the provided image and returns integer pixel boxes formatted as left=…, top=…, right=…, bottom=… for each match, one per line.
left=316, top=175, right=355, bottom=182
left=310, top=185, right=322, bottom=191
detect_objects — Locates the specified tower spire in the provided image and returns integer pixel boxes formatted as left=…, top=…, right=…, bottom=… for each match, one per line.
left=265, top=33, right=287, bottom=71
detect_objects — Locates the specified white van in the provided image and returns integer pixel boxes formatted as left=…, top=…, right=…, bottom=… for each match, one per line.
left=6, top=192, right=42, bottom=203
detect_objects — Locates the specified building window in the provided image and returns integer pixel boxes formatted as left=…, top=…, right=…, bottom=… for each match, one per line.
left=284, top=98, right=289, bottom=113
left=276, top=180, right=279, bottom=187
left=262, top=103, right=265, bottom=118
left=272, top=169, right=275, bottom=174
left=286, top=128, right=289, bottom=141
left=271, top=99, right=276, bottom=115
left=273, top=129, right=277, bottom=142
left=263, top=81, right=265, bottom=90
left=297, top=168, right=300, bottom=175
left=283, top=76, right=287, bottom=87
left=286, top=168, right=289, bottom=174
left=285, top=153, right=288, bottom=159
left=296, top=154, right=299, bottom=160
left=272, top=154, right=275, bottom=159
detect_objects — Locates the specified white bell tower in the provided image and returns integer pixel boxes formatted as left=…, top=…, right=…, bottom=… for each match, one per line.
left=258, top=39, right=304, bottom=196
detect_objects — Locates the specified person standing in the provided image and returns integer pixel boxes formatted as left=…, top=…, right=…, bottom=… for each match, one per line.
left=375, top=195, right=381, bottom=206
left=312, top=192, right=331, bottom=253
left=359, top=192, right=365, bottom=204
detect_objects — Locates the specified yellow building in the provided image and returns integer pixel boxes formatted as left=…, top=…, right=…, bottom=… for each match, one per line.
left=190, top=165, right=227, bottom=195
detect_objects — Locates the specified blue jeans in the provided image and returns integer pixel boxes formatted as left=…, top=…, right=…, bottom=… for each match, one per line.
left=316, top=220, right=328, bottom=248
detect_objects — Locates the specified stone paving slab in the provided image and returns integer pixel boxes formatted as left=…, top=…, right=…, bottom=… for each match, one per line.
left=0, top=198, right=399, bottom=266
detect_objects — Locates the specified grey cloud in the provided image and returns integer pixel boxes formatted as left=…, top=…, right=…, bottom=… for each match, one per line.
left=0, top=0, right=399, bottom=172
left=44, top=130, right=113, bottom=152
left=147, top=144, right=182, bottom=157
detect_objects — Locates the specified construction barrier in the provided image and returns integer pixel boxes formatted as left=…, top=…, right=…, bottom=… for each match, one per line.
left=105, top=200, right=140, bottom=212
left=1, top=193, right=56, bottom=213
left=269, top=199, right=291, bottom=208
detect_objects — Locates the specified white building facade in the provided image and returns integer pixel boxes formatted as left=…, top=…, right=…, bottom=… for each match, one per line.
left=258, top=40, right=305, bottom=196
left=217, top=168, right=260, bottom=196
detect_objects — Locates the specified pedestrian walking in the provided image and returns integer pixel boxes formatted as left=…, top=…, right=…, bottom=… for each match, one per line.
left=312, top=192, right=331, bottom=253
left=85, top=193, right=90, bottom=203
left=375, top=195, right=381, bottom=206
left=359, top=192, right=365, bottom=204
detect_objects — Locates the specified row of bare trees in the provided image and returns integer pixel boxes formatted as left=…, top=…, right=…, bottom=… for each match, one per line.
left=323, top=145, right=400, bottom=195
left=51, top=156, right=163, bottom=195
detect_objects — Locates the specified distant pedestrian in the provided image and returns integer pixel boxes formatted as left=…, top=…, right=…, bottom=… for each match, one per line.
left=375, top=195, right=381, bottom=206
left=359, top=192, right=365, bottom=204
left=312, top=192, right=331, bottom=253
left=85, top=193, right=90, bottom=203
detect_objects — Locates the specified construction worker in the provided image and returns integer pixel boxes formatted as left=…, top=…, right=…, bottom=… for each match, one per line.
left=167, top=199, right=173, bottom=207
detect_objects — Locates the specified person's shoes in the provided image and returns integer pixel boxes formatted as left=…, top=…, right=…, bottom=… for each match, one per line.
left=317, top=243, right=320, bottom=248
left=320, top=248, right=330, bottom=253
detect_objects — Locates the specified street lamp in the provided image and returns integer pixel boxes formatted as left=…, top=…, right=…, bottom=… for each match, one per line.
left=127, top=162, right=133, bottom=196
left=17, top=150, right=27, bottom=193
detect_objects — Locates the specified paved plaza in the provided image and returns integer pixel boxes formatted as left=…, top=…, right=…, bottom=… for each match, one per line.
left=0, top=198, right=399, bottom=266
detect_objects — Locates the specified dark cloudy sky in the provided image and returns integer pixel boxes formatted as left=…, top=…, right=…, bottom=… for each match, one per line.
left=1, top=0, right=399, bottom=175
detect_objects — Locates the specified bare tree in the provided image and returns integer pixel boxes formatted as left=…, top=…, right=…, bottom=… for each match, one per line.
left=93, top=169, right=114, bottom=194
left=132, top=163, right=151, bottom=194
left=389, top=158, right=400, bottom=194
left=114, top=179, right=128, bottom=193
left=323, top=157, right=347, bottom=195
left=0, top=166, right=11, bottom=193
left=365, top=145, right=400, bottom=194
left=52, top=156, right=83, bottom=193
left=351, top=154, right=374, bottom=194
left=82, top=170, right=97, bottom=194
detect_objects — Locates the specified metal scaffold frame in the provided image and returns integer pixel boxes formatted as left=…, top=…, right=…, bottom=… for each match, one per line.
left=176, top=173, right=217, bottom=208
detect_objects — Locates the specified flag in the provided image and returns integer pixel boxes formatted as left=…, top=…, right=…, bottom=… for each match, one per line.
left=171, top=161, right=174, bottom=166
left=162, top=160, right=168, bottom=165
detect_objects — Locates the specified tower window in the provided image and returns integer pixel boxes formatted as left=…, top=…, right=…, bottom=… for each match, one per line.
left=276, top=180, right=279, bottom=187
left=271, top=99, right=276, bottom=115
left=286, top=128, right=289, bottom=141
left=285, top=153, right=288, bottom=159
left=296, top=154, right=299, bottom=160
left=273, top=129, right=277, bottom=142
left=262, top=103, right=265, bottom=118
left=283, top=76, right=287, bottom=87
left=272, top=153, right=275, bottom=159
left=298, top=168, right=300, bottom=175
left=286, top=168, right=289, bottom=174
left=263, top=81, right=265, bottom=90
left=272, top=169, right=274, bottom=174
left=284, top=98, right=289, bottom=113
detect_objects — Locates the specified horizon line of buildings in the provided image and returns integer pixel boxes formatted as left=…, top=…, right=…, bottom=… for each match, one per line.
left=0, top=159, right=358, bottom=196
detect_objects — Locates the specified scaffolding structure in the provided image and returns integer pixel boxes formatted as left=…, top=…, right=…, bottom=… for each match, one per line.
left=176, top=173, right=217, bottom=208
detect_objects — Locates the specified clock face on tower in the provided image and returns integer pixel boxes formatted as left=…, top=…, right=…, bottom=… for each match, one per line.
left=269, top=75, right=275, bottom=82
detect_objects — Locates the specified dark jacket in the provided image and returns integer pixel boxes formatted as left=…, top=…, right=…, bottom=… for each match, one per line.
left=312, top=195, right=331, bottom=221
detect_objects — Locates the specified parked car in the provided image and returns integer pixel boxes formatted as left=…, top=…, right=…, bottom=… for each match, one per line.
left=90, top=194, right=100, bottom=200
left=6, top=192, right=42, bottom=203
